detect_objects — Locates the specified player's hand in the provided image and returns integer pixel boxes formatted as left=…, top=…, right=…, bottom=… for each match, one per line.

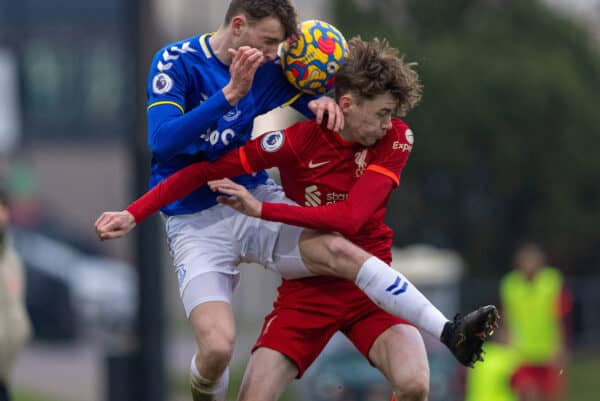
left=94, top=210, right=137, bottom=240
left=308, top=97, right=344, bottom=132
left=223, top=46, right=264, bottom=105
left=208, top=178, right=262, bottom=218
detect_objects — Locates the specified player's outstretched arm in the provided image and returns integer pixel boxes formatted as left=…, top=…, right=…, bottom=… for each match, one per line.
left=94, top=211, right=136, bottom=240
left=127, top=133, right=289, bottom=224
left=98, top=126, right=296, bottom=235
left=93, top=154, right=246, bottom=241
left=126, top=150, right=255, bottom=223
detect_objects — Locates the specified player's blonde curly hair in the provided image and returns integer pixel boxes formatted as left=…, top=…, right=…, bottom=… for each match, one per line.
left=224, top=0, right=298, bottom=40
left=334, top=37, right=422, bottom=117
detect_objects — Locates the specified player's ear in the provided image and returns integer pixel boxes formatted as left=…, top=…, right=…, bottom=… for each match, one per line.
left=231, top=15, right=247, bottom=36
left=339, top=94, right=354, bottom=113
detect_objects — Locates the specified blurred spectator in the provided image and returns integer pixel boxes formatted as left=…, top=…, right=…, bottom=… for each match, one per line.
left=500, top=242, right=572, bottom=401
left=464, top=324, right=521, bottom=401
left=0, top=186, right=32, bottom=401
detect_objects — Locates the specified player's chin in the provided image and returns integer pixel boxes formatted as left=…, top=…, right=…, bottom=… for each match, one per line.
left=362, top=137, right=379, bottom=146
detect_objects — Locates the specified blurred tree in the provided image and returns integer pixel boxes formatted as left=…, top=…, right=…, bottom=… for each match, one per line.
left=333, top=0, right=600, bottom=274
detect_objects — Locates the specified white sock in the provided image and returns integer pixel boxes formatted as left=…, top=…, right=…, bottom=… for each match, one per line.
left=355, top=256, right=449, bottom=339
left=190, top=355, right=229, bottom=401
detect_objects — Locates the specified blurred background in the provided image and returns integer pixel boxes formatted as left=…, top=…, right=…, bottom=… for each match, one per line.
left=0, top=0, right=599, bottom=400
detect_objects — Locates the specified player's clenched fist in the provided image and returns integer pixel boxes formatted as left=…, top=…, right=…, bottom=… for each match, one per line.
left=94, top=210, right=136, bottom=240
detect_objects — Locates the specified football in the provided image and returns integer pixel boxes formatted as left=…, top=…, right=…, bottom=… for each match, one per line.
left=280, top=19, right=349, bottom=95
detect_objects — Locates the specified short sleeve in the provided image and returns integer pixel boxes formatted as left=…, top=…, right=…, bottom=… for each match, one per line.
left=146, top=48, right=188, bottom=113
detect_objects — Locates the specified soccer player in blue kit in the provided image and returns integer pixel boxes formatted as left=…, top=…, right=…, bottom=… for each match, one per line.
left=145, top=1, right=342, bottom=400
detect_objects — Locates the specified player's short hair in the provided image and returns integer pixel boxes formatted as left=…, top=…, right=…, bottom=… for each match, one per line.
left=334, top=37, right=422, bottom=117
left=224, top=0, right=298, bottom=40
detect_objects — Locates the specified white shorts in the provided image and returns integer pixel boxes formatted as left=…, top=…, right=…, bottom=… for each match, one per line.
left=165, top=182, right=314, bottom=315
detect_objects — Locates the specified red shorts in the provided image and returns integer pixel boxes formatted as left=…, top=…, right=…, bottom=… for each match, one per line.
left=252, top=277, right=410, bottom=378
left=512, top=364, right=564, bottom=398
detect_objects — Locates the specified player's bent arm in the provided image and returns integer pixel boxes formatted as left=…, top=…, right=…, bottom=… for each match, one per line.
left=283, top=94, right=344, bottom=132
left=261, top=171, right=395, bottom=235
left=147, top=90, right=233, bottom=160
left=254, top=62, right=316, bottom=120
left=254, top=63, right=343, bottom=131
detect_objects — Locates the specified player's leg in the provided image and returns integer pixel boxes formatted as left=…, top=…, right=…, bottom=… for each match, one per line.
left=166, top=210, right=241, bottom=401
left=262, top=224, right=448, bottom=340
left=236, top=348, right=298, bottom=401
left=275, top=229, right=499, bottom=366
left=188, top=297, right=235, bottom=401
left=343, top=305, right=428, bottom=401
left=235, top=281, right=342, bottom=401
left=368, top=325, right=429, bottom=401
left=297, top=229, right=449, bottom=341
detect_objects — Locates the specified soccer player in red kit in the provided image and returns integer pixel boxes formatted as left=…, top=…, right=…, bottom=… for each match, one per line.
left=96, top=38, right=498, bottom=401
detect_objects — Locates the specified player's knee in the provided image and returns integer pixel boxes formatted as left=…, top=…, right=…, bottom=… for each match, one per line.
left=326, top=235, right=361, bottom=260
left=392, top=370, right=429, bottom=401
left=324, top=235, right=348, bottom=255
left=300, top=231, right=369, bottom=279
left=206, top=334, right=235, bottom=363
left=195, top=328, right=235, bottom=370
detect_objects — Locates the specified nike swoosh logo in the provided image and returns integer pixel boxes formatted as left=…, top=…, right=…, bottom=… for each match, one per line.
left=308, top=160, right=331, bottom=168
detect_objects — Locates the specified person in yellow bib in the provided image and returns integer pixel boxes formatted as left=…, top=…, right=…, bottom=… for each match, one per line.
left=500, top=242, right=572, bottom=401
left=465, top=325, right=521, bottom=401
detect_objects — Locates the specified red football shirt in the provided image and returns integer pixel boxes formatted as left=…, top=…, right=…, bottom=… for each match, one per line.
left=127, top=118, right=414, bottom=263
